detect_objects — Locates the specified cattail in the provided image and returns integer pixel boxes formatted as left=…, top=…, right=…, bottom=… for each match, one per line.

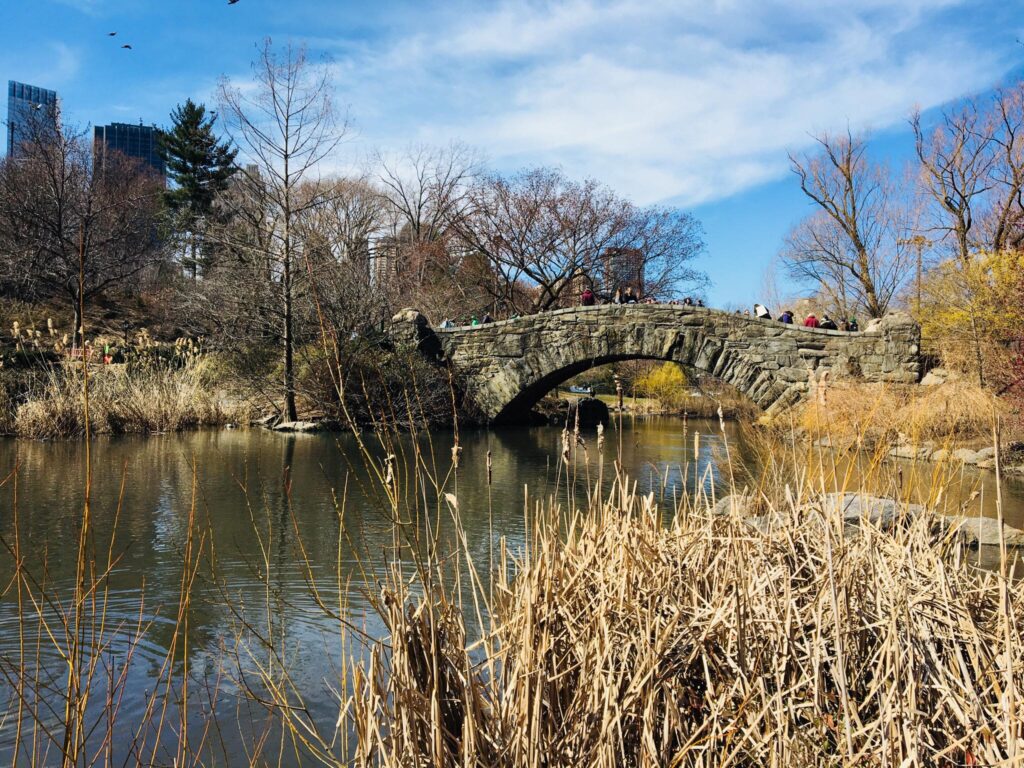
left=486, top=450, right=492, bottom=486
left=596, top=421, right=605, bottom=451
left=46, top=318, right=54, bottom=335
left=451, top=443, right=462, bottom=470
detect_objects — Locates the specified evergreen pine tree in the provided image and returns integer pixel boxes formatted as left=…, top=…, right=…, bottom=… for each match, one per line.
left=160, top=99, right=238, bottom=278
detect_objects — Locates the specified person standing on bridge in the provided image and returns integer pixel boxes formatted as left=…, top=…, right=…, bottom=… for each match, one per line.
left=581, top=288, right=596, bottom=306
left=820, top=314, right=838, bottom=331
left=754, top=303, right=771, bottom=320
left=803, top=313, right=820, bottom=328
left=779, top=309, right=794, bottom=324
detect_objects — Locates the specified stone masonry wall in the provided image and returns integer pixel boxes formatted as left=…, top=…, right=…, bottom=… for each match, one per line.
left=392, top=305, right=921, bottom=423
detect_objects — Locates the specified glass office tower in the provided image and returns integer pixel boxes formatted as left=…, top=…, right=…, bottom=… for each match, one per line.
left=6, top=80, right=60, bottom=157
left=94, top=122, right=166, bottom=179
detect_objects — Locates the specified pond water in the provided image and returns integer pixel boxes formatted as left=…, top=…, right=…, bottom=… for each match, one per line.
left=1, top=418, right=1022, bottom=764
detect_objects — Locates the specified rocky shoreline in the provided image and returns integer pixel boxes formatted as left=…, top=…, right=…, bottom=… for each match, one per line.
left=714, top=491, right=1024, bottom=548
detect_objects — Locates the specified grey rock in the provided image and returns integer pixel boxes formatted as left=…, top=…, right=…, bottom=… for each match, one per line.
left=711, top=494, right=753, bottom=517
left=252, top=413, right=280, bottom=428
left=889, top=445, right=932, bottom=460
left=816, top=492, right=926, bottom=527
left=274, top=421, right=322, bottom=433
left=974, top=447, right=997, bottom=461
left=942, top=516, right=1024, bottom=547
left=953, top=448, right=982, bottom=464
left=976, top=459, right=996, bottom=470
left=930, top=449, right=950, bottom=462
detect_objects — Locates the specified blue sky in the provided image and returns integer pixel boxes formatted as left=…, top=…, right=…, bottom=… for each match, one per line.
left=3, top=0, right=1024, bottom=306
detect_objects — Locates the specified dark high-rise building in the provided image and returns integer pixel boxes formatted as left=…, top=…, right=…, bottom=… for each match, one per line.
left=604, top=247, right=645, bottom=295
left=94, top=122, right=165, bottom=178
left=6, top=80, right=59, bottom=157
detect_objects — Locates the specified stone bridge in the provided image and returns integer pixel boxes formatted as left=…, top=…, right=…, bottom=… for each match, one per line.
left=392, top=305, right=922, bottom=423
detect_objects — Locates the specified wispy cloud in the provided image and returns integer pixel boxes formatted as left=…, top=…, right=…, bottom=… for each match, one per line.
left=329, top=0, right=1010, bottom=206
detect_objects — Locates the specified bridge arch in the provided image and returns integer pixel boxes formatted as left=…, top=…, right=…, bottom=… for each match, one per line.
left=394, top=306, right=921, bottom=424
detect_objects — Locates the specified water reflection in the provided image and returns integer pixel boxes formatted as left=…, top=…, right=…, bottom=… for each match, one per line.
left=0, top=419, right=1021, bottom=763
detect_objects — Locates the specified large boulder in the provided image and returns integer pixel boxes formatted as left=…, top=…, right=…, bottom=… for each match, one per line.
left=941, top=516, right=1024, bottom=547
left=566, top=397, right=610, bottom=428
left=274, top=421, right=322, bottom=433
left=389, top=308, right=442, bottom=358
left=815, top=492, right=927, bottom=527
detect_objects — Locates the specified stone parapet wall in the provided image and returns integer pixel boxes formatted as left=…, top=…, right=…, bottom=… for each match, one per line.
left=392, top=305, right=921, bottom=422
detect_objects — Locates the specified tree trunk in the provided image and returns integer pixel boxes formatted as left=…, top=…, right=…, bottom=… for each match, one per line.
left=282, top=253, right=298, bottom=422
left=70, top=290, right=83, bottom=349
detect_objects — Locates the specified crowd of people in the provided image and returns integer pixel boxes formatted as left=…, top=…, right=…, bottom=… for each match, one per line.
left=439, top=290, right=860, bottom=333
left=748, top=305, right=859, bottom=332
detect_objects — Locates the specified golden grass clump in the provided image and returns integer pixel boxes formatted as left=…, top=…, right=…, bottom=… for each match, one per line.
left=352, top=480, right=1024, bottom=767
left=13, top=357, right=247, bottom=438
left=798, top=380, right=1004, bottom=447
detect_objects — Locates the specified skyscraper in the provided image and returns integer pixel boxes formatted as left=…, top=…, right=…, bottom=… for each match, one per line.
left=94, top=122, right=166, bottom=179
left=6, top=80, right=59, bottom=157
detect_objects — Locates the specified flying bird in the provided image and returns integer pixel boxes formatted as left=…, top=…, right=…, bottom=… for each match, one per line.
left=108, top=31, right=117, bottom=36
left=121, top=44, right=133, bottom=49
left=228, top=0, right=240, bottom=4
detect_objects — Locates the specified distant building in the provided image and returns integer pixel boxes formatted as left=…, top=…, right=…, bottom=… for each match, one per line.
left=6, top=80, right=59, bottom=157
left=603, top=247, right=645, bottom=295
left=94, top=122, right=165, bottom=179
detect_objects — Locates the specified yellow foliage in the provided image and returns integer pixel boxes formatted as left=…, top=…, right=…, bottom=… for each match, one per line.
left=918, top=250, right=1024, bottom=386
left=636, top=363, right=688, bottom=411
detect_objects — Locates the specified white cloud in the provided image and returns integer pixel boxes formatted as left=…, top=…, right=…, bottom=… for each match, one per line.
left=325, top=0, right=1010, bottom=207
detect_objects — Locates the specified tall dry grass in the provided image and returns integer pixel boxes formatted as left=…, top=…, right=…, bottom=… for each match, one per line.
left=12, top=356, right=246, bottom=438
left=797, top=380, right=1004, bottom=448
left=349, top=467, right=1024, bottom=766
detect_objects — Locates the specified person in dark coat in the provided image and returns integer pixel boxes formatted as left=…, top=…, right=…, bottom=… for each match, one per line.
left=820, top=315, right=838, bottom=331
left=779, top=310, right=794, bottom=324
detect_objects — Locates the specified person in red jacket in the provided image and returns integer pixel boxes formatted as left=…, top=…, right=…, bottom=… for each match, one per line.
left=804, top=313, right=820, bottom=328
left=581, top=288, right=596, bottom=306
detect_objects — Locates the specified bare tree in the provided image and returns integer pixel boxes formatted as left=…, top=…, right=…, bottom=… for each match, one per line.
left=0, top=120, right=164, bottom=343
left=784, top=130, right=911, bottom=319
left=216, top=38, right=346, bottom=421
left=374, top=143, right=480, bottom=306
left=981, top=85, right=1024, bottom=253
left=454, top=167, right=704, bottom=315
left=912, top=104, right=995, bottom=266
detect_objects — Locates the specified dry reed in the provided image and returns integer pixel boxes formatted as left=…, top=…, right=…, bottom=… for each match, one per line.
left=12, top=356, right=246, bottom=438
left=350, top=472, right=1024, bottom=767
left=798, top=380, right=1004, bottom=448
